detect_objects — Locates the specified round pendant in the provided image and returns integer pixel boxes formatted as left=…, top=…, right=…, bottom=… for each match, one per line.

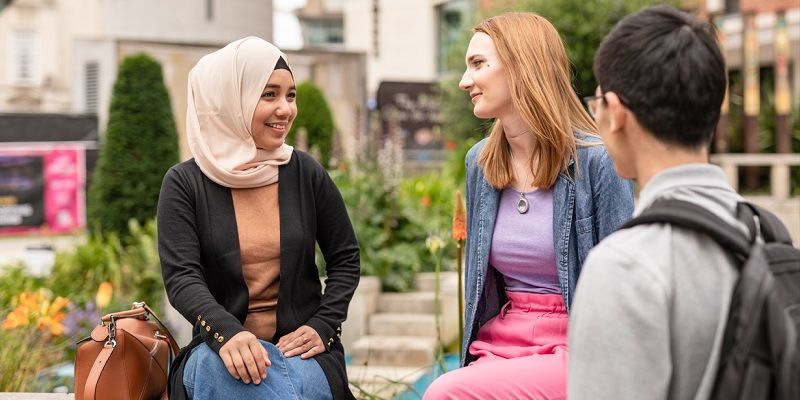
left=516, top=195, right=529, bottom=214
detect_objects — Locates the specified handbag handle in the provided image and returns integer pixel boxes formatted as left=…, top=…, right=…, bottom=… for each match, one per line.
left=101, top=302, right=180, bottom=355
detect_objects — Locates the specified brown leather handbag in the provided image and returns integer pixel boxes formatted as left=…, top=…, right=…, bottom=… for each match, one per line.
left=74, top=302, right=179, bottom=400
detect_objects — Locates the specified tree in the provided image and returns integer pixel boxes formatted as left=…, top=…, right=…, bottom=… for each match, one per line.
left=286, top=81, right=335, bottom=167
left=520, top=0, right=678, bottom=97
left=87, top=53, right=179, bottom=237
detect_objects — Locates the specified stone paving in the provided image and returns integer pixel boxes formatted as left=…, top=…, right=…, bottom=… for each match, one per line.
left=348, top=271, right=460, bottom=399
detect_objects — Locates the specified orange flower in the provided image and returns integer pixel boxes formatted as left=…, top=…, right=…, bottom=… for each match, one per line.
left=452, top=191, right=466, bottom=242
left=2, top=306, right=30, bottom=330
left=19, top=291, right=41, bottom=310
left=36, top=315, right=65, bottom=336
left=36, top=293, right=69, bottom=335
left=95, top=282, right=113, bottom=309
left=2, top=290, right=70, bottom=336
left=421, top=195, right=431, bottom=208
left=49, top=296, right=70, bottom=315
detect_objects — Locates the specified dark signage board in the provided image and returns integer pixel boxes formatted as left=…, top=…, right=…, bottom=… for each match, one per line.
left=376, top=81, right=444, bottom=158
left=0, top=154, right=44, bottom=228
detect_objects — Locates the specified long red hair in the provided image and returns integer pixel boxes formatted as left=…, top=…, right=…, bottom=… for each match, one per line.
left=474, top=12, right=598, bottom=189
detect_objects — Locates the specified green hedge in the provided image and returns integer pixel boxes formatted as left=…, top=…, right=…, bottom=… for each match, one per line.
left=287, top=81, right=335, bottom=166
left=88, top=53, right=179, bottom=237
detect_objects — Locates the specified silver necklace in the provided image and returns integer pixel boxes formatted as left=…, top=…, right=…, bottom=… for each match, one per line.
left=510, top=152, right=531, bottom=214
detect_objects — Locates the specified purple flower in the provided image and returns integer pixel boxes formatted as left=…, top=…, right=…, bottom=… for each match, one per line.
left=62, top=302, right=101, bottom=347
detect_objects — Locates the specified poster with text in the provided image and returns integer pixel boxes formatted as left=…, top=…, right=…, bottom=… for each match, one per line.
left=0, top=145, right=85, bottom=235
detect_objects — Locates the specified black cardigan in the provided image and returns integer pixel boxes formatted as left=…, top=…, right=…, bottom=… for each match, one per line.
left=157, top=151, right=360, bottom=400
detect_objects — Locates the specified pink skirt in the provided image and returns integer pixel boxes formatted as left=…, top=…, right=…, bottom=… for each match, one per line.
left=424, top=291, right=568, bottom=400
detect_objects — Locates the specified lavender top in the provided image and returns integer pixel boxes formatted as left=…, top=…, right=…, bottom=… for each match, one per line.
left=489, top=187, right=560, bottom=294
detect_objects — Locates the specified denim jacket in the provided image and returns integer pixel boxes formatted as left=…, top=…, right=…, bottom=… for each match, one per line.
left=461, top=136, right=634, bottom=364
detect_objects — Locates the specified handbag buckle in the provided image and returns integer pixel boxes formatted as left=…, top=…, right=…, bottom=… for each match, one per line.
left=105, top=317, right=117, bottom=348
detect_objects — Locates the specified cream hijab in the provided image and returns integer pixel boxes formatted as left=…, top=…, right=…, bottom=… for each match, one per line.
left=187, top=37, right=294, bottom=188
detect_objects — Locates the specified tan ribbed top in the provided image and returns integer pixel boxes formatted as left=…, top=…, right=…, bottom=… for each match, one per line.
left=232, top=183, right=280, bottom=341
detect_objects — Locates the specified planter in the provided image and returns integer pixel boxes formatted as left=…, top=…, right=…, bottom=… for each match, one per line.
left=341, top=275, right=381, bottom=352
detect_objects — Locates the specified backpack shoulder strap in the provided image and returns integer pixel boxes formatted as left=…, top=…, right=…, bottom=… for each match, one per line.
left=620, top=198, right=752, bottom=259
left=736, top=202, right=794, bottom=245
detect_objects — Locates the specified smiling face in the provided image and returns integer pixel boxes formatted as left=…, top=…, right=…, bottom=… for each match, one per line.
left=458, top=32, right=513, bottom=119
left=251, top=69, right=297, bottom=151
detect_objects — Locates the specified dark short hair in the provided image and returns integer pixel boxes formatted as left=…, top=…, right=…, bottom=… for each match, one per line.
left=594, top=5, right=726, bottom=148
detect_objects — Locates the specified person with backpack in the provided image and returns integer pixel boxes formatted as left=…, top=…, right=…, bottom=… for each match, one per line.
left=568, top=5, right=799, bottom=400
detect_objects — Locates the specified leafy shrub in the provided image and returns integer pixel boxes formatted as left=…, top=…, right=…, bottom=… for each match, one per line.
left=287, top=81, right=335, bottom=166
left=0, top=265, right=42, bottom=310
left=87, top=53, right=179, bottom=237
left=0, top=290, right=71, bottom=391
left=329, top=166, right=419, bottom=291
left=329, top=162, right=461, bottom=291
left=0, top=218, right=164, bottom=390
left=46, top=219, right=164, bottom=313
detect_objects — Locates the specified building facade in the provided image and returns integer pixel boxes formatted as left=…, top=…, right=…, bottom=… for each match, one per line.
left=0, top=0, right=273, bottom=159
left=707, top=0, right=800, bottom=155
left=296, top=0, right=477, bottom=167
left=701, top=0, right=800, bottom=193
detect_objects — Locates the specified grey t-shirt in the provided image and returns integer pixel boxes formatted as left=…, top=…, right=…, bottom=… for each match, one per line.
left=568, top=163, right=745, bottom=400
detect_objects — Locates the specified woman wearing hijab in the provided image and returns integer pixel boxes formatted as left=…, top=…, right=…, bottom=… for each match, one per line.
left=423, top=13, right=633, bottom=399
left=157, top=37, right=360, bottom=400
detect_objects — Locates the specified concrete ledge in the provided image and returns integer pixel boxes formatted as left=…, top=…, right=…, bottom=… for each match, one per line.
left=745, top=196, right=800, bottom=244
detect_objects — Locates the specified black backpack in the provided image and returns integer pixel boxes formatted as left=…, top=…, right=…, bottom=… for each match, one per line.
left=620, top=198, right=800, bottom=400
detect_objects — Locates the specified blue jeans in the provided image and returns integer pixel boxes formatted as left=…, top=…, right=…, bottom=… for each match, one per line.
left=183, top=340, right=332, bottom=400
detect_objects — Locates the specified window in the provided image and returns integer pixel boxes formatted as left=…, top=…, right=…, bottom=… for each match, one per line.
left=85, top=62, right=99, bottom=114
left=305, top=19, right=344, bottom=46
left=324, top=0, right=344, bottom=12
left=11, top=30, right=40, bottom=85
left=724, top=0, right=739, bottom=14
left=437, top=0, right=473, bottom=73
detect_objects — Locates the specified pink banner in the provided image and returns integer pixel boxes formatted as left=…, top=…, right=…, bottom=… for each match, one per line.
left=0, top=145, right=85, bottom=235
